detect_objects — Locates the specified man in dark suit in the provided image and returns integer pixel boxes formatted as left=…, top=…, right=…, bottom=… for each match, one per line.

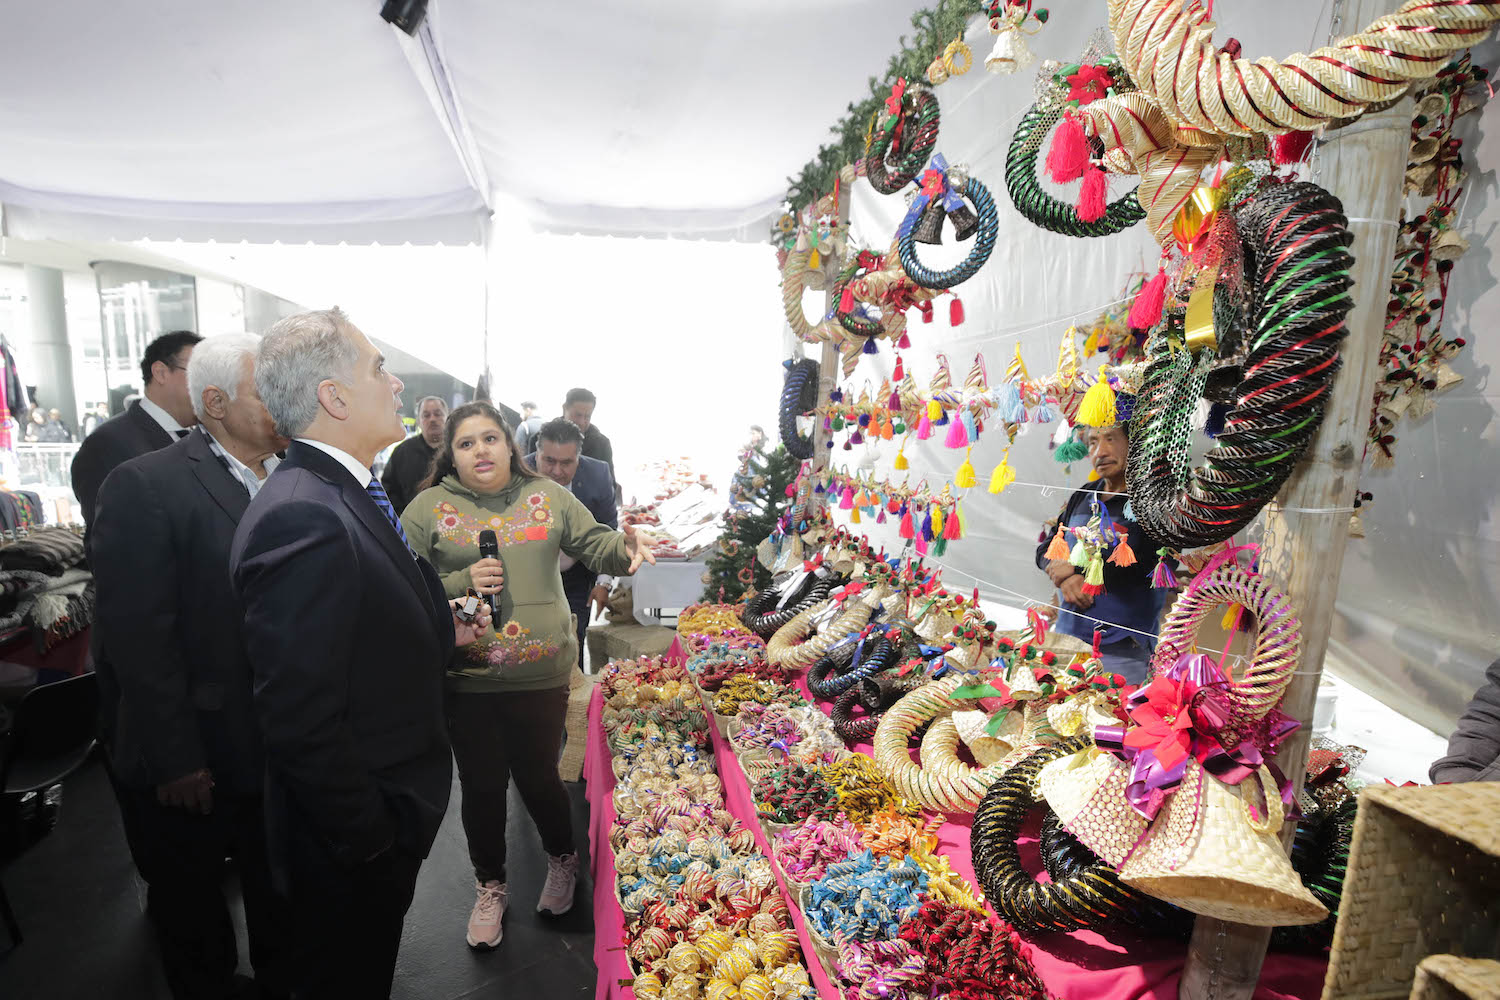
left=379, top=394, right=446, bottom=514
left=529, top=417, right=617, bottom=672
left=92, top=333, right=291, bottom=999
left=71, top=330, right=202, bottom=526
left=562, top=386, right=618, bottom=501
left=231, top=308, right=489, bottom=1000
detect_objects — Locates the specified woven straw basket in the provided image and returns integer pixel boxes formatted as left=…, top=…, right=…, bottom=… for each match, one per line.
left=1410, top=955, right=1500, bottom=1000
left=1322, top=782, right=1500, bottom=1000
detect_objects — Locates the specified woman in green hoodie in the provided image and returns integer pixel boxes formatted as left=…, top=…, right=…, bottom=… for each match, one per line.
left=400, top=401, right=653, bottom=949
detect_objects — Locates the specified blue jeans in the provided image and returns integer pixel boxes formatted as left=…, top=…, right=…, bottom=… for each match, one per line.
left=1099, top=637, right=1155, bottom=686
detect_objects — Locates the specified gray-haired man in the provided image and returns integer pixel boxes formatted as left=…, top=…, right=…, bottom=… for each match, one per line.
left=380, top=394, right=447, bottom=514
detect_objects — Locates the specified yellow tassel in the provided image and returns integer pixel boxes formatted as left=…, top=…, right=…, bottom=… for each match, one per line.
left=850, top=506, right=861, bottom=524
left=955, top=449, right=977, bottom=489
left=1087, top=468, right=1101, bottom=482
left=894, top=449, right=909, bottom=471
left=1044, top=524, right=1070, bottom=561
left=1082, top=327, right=1100, bottom=356
left=1221, top=603, right=1242, bottom=632
left=927, top=399, right=943, bottom=421
left=808, top=248, right=820, bottom=270
left=931, top=504, right=944, bottom=537
left=987, top=448, right=1016, bottom=494
left=1077, top=375, right=1117, bottom=427
left=956, top=502, right=968, bottom=536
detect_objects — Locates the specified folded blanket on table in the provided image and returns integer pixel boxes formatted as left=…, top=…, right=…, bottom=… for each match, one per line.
left=0, top=528, right=85, bottom=576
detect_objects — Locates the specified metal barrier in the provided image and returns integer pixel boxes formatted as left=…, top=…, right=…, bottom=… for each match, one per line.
left=14, top=444, right=82, bottom=491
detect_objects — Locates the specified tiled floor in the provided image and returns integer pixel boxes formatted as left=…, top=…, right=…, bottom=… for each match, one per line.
left=0, top=758, right=597, bottom=999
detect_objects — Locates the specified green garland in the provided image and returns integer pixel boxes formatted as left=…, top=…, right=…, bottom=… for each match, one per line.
left=784, top=0, right=986, bottom=215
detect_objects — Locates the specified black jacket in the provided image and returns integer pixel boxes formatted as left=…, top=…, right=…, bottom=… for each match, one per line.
left=1431, top=657, right=1500, bottom=784
left=582, top=425, right=616, bottom=487
left=91, top=430, right=265, bottom=794
left=71, top=401, right=176, bottom=527
left=230, top=442, right=456, bottom=867
left=379, top=433, right=436, bottom=516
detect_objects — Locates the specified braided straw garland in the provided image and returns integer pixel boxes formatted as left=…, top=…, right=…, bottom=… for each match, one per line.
left=1110, top=0, right=1500, bottom=137
left=873, top=676, right=1011, bottom=813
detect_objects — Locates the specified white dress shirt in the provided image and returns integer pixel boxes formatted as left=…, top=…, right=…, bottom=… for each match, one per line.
left=294, top=438, right=373, bottom=487
left=201, top=427, right=280, bottom=500
left=137, top=394, right=187, bottom=438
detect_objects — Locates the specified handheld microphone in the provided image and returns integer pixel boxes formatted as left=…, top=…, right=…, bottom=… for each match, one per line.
left=477, top=530, right=501, bottom=614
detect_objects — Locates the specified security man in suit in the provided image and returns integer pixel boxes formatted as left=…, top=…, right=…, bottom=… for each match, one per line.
left=528, top=417, right=618, bottom=672
left=230, top=308, right=490, bottom=999
left=91, top=334, right=291, bottom=999
left=71, top=330, right=203, bottom=527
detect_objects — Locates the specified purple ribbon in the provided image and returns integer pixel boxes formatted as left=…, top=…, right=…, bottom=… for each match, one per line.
left=1095, top=651, right=1300, bottom=820
left=898, top=154, right=967, bottom=237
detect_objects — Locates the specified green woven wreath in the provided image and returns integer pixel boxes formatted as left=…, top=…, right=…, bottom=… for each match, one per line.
left=1005, top=102, right=1145, bottom=237
left=866, top=85, right=942, bottom=195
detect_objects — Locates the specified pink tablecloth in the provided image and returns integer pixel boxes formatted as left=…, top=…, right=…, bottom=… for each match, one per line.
left=587, top=678, right=1329, bottom=1000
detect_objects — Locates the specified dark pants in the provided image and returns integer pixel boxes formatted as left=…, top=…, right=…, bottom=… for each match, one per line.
left=446, top=687, right=573, bottom=883
left=563, top=570, right=592, bottom=672
left=283, top=817, right=422, bottom=1000
left=111, top=772, right=289, bottom=1000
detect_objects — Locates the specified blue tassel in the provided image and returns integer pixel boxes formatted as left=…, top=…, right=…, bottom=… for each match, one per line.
left=921, top=510, right=934, bottom=541
left=962, top=409, right=978, bottom=443
left=829, top=388, right=844, bottom=403
left=862, top=337, right=879, bottom=355
left=1204, top=401, right=1230, bottom=438
left=996, top=382, right=1026, bottom=424
left=1123, top=498, right=1135, bottom=521
left=1035, top=400, right=1055, bottom=424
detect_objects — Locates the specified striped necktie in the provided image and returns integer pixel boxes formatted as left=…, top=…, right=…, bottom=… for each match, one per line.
left=365, top=478, right=413, bottom=553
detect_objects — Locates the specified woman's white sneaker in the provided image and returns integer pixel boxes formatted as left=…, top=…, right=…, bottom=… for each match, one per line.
left=466, top=880, right=508, bottom=948
left=537, top=853, right=578, bottom=916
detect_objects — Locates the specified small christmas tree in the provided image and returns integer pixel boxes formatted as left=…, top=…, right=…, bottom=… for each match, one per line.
left=702, top=443, right=801, bottom=603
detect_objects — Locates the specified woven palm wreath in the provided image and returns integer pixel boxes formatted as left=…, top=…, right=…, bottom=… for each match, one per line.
left=896, top=162, right=999, bottom=289
left=767, top=582, right=893, bottom=670
left=778, top=357, right=820, bottom=460
left=865, top=80, right=942, bottom=195
left=1127, top=181, right=1355, bottom=549
left=741, top=573, right=838, bottom=640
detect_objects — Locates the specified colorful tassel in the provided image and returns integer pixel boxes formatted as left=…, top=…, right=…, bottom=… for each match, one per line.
left=1107, top=536, right=1136, bottom=567
left=930, top=504, right=944, bottom=539
left=1080, top=553, right=1106, bottom=596
left=839, top=285, right=855, bottom=314
left=1271, top=130, right=1315, bottom=166
left=1069, top=537, right=1089, bottom=568
left=862, top=337, right=879, bottom=355
left=807, top=247, right=820, bottom=270
left=1077, top=377, right=1117, bottom=427
left=927, top=399, right=943, bottom=421
left=1035, top=400, right=1055, bottom=424
left=1221, top=603, right=1243, bottom=632
left=944, top=415, right=969, bottom=449
left=1046, top=112, right=1089, bottom=183
left=943, top=504, right=963, bottom=540
left=1076, top=164, right=1107, bottom=223
left=916, top=413, right=933, bottom=440
left=899, top=506, right=915, bottom=539
left=888, top=389, right=902, bottom=410
left=995, top=381, right=1026, bottom=424
left=850, top=430, right=864, bottom=445
left=949, top=297, right=965, bottom=326
left=880, top=416, right=894, bottom=440
left=932, top=537, right=948, bottom=558
left=1086, top=468, right=1101, bottom=482
left=1044, top=524, right=1070, bottom=561
left=1151, top=550, right=1178, bottom=589
left=1053, top=436, right=1088, bottom=464
left=955, top=450, right=977, bottom=488
left=1127, top=269, right=1167, bottom=330
left=893, top=356, right=905, bottom=381
left=1204, top=401, right=1229, bottom=438
left=897, top=332, right=911, bottom=349
left=915, top=533, right=929, bottom=556
left=894, top=447, right=909, bottom=471
left=850, top=507, right=861, bottom=524
left=876, top=508, right=887, bottom=524
left=839, top=485, right=854, bottom=510
left=921, top=509, right=935, bottom=541
left=987, top=449, right=1016, bottom=494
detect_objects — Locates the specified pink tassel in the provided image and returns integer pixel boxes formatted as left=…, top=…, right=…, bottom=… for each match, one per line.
left=893, top=356, right=905, bottom=381
left=1128, top=269, right=1167, bottom=330
left=949, top=297, right=964, bottom=326
left=944, top=416, right=969, bottom=449
left=916, top=413, right=933, bottom=440
left=1046, top=112, right=1089, bottom=183
left=839, top=285, right=855, bottom=313
left=897, top=332, right=911, bottom=349
left=1077, top=164, right=1107, bottom=223
left=888, top=390, right=901, bottom=409
left=838, top=485, right=854, bottom=510
left=1151, top=550, right=1178, bottom=589
left=943, top=506, right=963, bottom=540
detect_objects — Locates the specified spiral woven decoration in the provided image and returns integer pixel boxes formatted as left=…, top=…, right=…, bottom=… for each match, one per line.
left=1128, top=181, right=1354, bottom=549
left=807, top=635, right=898, bottom=699
left=781, top=250, right=824, bottom=344
left=769, top=586, right=889, bottom=670
left=742, top=577, right=837, bottom=641
left=1110, top=0, right=1500, bottom=138
left=1151, top=562, right=1301, bottom=746
left=897, top=172, right=999, bottom=289
left=830, top=678, right=888, bottom=745
left=1006, top=102, right=1146, bottom=237
left=778, top=358, right=820, bottom=460
left=972, top=738, right=1166, bottom=934
left=872, top=676, right=1009, bottom=814
left=865, top=86, right=942, bottom=195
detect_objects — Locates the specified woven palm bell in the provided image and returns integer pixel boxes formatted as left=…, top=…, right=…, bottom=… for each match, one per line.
left=912, top=197, right=947, bottom=245
left=985, top=20, right=1035, bottom=75
left=948, top=202, right=980, bottom=241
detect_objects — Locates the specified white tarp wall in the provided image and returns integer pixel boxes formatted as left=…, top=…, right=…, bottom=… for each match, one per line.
left=822, top=6, right=1499, bottom=736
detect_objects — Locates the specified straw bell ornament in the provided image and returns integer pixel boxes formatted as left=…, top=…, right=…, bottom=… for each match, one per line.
left=912, top=197, right=947, bottom=245
left=985, top=15, right=1035, bottom=75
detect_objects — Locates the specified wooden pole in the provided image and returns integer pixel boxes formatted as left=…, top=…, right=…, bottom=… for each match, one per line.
left=1178, top=5, right=1412, bottom=995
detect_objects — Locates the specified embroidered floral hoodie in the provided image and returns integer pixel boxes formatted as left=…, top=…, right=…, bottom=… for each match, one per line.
left=401, top=473, right=630, bottom=692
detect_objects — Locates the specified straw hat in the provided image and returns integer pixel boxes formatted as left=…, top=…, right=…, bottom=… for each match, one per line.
left=1118, top=759, right=1328, bottom=927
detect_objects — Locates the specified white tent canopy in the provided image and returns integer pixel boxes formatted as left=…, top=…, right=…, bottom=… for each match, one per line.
left=2, top=0, right=923, bottom=243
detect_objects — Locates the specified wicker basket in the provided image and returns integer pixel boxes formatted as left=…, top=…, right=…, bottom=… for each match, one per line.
left=1410, top=956, right=1500, bottom=1000
left=1322, top=783, right=1500, bottom=1000
left=798, top=885, right=841, bottom=982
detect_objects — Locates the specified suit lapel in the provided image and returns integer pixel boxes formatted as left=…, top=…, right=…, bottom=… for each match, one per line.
left=127, top=401, right=175, bottom=450
left=339, top=481, right=431, bottom=610
left=183, top=431, right=250, bottom=523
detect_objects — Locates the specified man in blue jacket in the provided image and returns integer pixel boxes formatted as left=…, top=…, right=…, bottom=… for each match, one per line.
left=529, top=417, right=617, bottom=671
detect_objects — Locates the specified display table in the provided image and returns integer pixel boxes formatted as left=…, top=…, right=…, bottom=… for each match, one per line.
left=627, top=559, right=707, bottom=625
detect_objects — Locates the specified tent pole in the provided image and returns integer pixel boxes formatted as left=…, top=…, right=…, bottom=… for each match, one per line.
left=809, top=183, right=854, bottom=488
left=1178, top=5, right=1411, bottom=995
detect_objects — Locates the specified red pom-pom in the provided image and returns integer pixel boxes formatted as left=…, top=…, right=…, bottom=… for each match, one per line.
left=1046, top=112, right=1089, bottom=183
left=1076, top=164, right=1107, bottom=223
left=1127, top=269, right=1167, bottom=330
left=949, top=296, right=964, bottom=326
